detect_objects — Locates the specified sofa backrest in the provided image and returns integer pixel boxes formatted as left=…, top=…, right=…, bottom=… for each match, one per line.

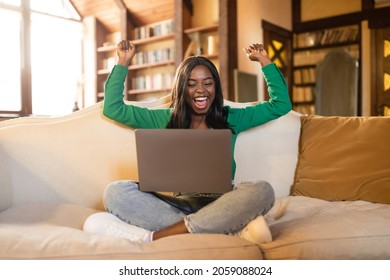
left=234, top=110, right=301, bottom=198
left=0, top=96, right=301, bottom=211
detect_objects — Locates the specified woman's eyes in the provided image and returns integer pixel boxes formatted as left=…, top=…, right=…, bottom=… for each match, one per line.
left=187, top=82, right=214, bottom=87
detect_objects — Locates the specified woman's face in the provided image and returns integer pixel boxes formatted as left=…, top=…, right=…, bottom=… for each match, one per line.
left=186, top=65, right=215, bottom=115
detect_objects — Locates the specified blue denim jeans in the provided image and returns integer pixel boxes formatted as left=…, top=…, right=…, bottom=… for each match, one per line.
left=103, top=180, right=275, bottom=234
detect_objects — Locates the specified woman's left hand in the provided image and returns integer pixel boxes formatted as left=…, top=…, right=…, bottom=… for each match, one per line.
left=243, top=43, right=272, bottom=67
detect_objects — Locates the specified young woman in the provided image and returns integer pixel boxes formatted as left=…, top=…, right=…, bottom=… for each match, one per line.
left=83, top=40, right=292, bottom=245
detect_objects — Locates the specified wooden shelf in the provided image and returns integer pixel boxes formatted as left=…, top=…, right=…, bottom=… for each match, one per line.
left=129, top=60, right=175, bottom=70
left=132, top=34, right=174, bottom=45
left=293, top=101, right=315, bottom=105
left=97, top=69, right=111, bottom=75
left=97, top=34, right=175, bottom=52
left=294, top=40, right=359, bottom=52
left=293, top=64, right=317, bottom=69
left=97, top=45, right=116, bottom=52
left=184, top=24, right=218, bottom=34
left=294, top=82, right=316, bottom=87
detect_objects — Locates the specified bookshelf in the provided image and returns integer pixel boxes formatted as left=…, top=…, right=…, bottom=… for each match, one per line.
left=183, top=23, right=219, bottom=60
left=292, top=24, right=360, bottom=115
left=175, top=0, right=237, bottom=100
left=292, top=65, right=316, bottom=113
left=127, top=19, right=175, bottom=100
left=91, top=0, right=129, bottom=103
left=94, top=0, right=237, bottom=102
left=294, top=25, right=359, bottom=49
left=95, top=18, right=175, bottom=101
left=96, top=31, right=122, bottom=101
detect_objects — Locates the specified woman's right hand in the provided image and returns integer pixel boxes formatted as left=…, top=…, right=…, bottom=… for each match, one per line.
left=117, top=40, right=136, bottom=67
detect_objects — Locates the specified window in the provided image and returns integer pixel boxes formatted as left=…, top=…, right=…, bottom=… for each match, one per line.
left=0, top=0, right=21, bottom=5
left=262, top=20, right=292, bottom=102
left=0, top=8, right=21, bottom=112
left=0, top=0, right=82, bottom=116
left=30, top=0, right=80, bottom=19
left=30, top=12, right=82, bottom=115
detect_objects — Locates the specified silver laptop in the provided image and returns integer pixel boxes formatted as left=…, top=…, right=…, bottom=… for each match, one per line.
left=135, top=129, right=232, bottom=193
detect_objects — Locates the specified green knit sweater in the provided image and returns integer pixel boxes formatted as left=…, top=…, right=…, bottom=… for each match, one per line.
left=103, top=63, right=292, bottom=180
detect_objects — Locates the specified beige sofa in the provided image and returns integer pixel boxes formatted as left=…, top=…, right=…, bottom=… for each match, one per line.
left=1, top=96, right=389, bottom=260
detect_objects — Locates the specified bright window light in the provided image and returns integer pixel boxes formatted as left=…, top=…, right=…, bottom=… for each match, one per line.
left=0, top=8, right=22, bottom=111
left=0, top=0, right=82, bottom=116
left=31, top=13, right=82, bottom=116
left=0, top=0, right=21, bottom=6
left=30, top=0, right=80, bottom=20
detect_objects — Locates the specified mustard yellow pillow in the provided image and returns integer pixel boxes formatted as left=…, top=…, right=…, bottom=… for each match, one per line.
left=291, top=115, right=390, bottom=204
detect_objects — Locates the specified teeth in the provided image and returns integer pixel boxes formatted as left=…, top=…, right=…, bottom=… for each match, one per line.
left=194, top=97, right=207, bottom=101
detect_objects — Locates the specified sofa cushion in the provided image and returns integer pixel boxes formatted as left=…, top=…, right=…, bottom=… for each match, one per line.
left=0, top=203, right=262, bottom=260
left=262, top=196, right=390, bottom=259
left=291, top=115, right=390, bottom=203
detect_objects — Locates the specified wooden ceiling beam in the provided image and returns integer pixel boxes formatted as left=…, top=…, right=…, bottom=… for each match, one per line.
left=70, top=0, right=176, bottom=31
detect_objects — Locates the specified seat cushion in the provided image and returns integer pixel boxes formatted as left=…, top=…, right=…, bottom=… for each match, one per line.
left=0, top=203, right=262, bottom=260
left=261, top=196, right=390, bottom=259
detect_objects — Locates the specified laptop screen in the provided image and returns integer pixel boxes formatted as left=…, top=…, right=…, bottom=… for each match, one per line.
left=135, top=129, right=232, bottom=193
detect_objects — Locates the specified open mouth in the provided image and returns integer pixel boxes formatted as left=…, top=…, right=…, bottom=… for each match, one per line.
left=193, top=96, right=208, bottom=109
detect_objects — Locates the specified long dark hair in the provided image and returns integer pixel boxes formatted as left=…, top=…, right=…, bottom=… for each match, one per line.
left=166, top=56, right=232, bottom=131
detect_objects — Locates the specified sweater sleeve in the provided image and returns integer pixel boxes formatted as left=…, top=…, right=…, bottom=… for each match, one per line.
left=102, top=65, right=171, bottom=129
left=227, top=63, right=292, bottom=133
